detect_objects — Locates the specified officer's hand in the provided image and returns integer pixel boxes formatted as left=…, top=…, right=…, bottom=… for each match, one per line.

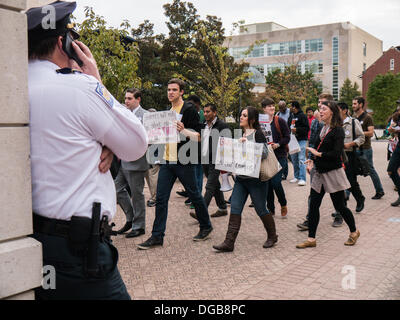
left=99, top=147, right=114, bottom=174
left=71, top=41, right=102, bottom=82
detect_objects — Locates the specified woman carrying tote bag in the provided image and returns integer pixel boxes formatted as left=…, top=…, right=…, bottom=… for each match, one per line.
left=213, top=106, right=278, bottom=252
left=296, top=101, right=360, bottom=249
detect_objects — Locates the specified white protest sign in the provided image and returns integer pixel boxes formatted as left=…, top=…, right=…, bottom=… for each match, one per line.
left=259, top=114, right=272, bottom=143
left=143, top=111, right=180, bottom=144
left=215, top=137, right=263, bottom=178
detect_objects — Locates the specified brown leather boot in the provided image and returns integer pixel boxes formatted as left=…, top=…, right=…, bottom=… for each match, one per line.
left=213, top=214, right=241, bottom=252
left=260, top=214, right=278, bottom=248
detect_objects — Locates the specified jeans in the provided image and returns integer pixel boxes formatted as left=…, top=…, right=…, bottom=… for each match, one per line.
left=387, top=144, right=400, bottom=196
left=203, top=164, right=227, bottom=210
left=308, top=186, right=356, bottom=238
left=152, top=163, right=212, bottom=238
left=357, top=148, right=384, bottom=194
left=267, top=157, right=288, bottom=213
left=291, top=139, right=307, bottom=181
left=194, top=163, right=204, bottom=194
left=231, top=177, right=270, bottom=217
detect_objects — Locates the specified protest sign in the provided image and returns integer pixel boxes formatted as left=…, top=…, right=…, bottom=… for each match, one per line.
left=143, top=111, right=180, bottom=144
left=215, top=137, right=263, bottom=178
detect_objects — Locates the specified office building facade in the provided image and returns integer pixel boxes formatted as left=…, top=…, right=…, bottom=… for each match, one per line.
left=225, top=22, right=383, bottom=100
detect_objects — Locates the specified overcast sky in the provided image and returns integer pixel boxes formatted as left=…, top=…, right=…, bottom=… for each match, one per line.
left=73, top=0, right=399, bottom=50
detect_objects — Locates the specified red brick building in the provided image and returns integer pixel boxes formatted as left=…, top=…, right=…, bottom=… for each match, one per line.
left=362, top=46, right=400, bottom=108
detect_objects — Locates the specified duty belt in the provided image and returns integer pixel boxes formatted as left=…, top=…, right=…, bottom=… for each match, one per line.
left=32, top=213, right=116, bottom=240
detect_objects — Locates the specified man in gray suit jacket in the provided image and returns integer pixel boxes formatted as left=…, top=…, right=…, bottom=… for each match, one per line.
left=115, top=88, right=149, bottom=238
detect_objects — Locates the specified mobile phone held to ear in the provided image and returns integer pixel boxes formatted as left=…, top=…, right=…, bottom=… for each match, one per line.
left=62, top=32, right=83, bottom=67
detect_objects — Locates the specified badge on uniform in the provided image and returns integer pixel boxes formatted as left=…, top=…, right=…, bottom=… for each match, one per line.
left=95, top=83, right=114, bottom=109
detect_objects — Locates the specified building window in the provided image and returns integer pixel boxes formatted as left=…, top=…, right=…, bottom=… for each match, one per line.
left=363, top=63, right=367, bottom=72
left=332, top=37, right=339, bottom=100
left=390, top=59, right=395, bottom=71
left=266, top=63, right=285, bottom=73
left=230, top=47, right=248, bottom=59
left=267, top=43, right=281, bottom=56
left=267, top=40, right=302, bottom=56
left=305, top=39, right=323, bottom=53
left=305, top=60, right=323, bottom=74
left=363, top=42, right=367, bottom=56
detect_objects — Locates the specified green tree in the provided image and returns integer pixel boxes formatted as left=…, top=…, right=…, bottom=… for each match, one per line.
left=339, top=78, right=361, bottom=111
left=131, top=20, right=170, bottom=110
left=265, top=65, right=321, bottom=109
left=76, top=7, right=142, bottom=102
left=174, top=21, right=252, bottom=119
left=160, top=0, right=252, bottom=119
left=367, top=72, right=400, bottom=126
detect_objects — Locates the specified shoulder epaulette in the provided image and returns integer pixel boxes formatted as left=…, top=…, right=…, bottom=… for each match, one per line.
left=56, top=68, right=82, bottom=74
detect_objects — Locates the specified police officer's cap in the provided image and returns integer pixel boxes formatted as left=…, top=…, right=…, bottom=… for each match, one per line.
left=27, top=1, right=79, bottom=42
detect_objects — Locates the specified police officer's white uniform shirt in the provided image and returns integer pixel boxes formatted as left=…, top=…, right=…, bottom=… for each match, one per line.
left=29, top=60, right=148, bottom=221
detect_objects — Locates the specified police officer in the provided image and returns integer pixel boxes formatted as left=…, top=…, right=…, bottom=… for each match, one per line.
left=27, top=1, right=148, bottom=299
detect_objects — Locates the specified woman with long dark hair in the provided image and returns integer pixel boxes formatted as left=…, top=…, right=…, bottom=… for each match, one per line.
left=213, top=106, right=278, bottom=252
left=296, top=101, right=360, bottom=249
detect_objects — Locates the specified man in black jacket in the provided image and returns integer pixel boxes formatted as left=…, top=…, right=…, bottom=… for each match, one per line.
left=137, top=79, right=213, bottom=249
left=288, top=101, right=309, bottom=186
left=190, top=103, right=231, bottom=219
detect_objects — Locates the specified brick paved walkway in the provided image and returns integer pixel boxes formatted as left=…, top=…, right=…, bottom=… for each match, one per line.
left=112, top=141, right=400, bottom=300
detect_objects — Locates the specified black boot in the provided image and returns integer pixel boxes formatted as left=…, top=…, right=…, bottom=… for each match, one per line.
left=260, top=214, right=278, bottom=248
left=213, top=214, right=241, bottom=252
left=391, top=196, right=400, bottom=207
left=116, top=221, right=132, bottom=234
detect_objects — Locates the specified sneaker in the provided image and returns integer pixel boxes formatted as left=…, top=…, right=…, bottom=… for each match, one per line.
left=184, top=198, right=192, bottom=206
left=290, top=178, right=298, bottom=184
left=176, top=190, right=188, bottom=197
left=332, top=215, right=343, bottom=227
left=193, top=227, right=213, bottom=241
left=298, top=180, right=306, bottom=186
left=137, top=236, right=163, bottom=250
left=297, top=220, right=309, bottom=231
left=371, top=191, right=384, bottom=200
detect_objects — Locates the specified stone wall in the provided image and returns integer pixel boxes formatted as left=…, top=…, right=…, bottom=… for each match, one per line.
left=0, top=0, right=43, bottom=300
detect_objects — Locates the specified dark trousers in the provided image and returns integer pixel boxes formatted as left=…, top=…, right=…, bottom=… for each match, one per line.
left=282, top=155, right=289, bottom=179
left=32, top=232, right=130, bottom=300
left=345, top=152, right=364, bottom=202
left=152, top=163, right=212, bottom=238
left=203, top=164, right=227, bottom=210
left=308, top=186, right=356, bottom=238
left=388, top=144, right=400, bottom=195
left=267, top=157, right=288, bottom=213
